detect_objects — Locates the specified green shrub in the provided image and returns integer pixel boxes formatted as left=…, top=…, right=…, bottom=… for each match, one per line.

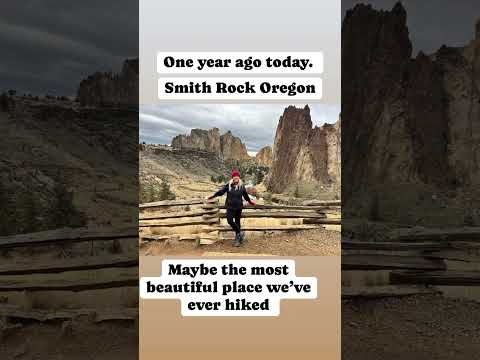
left=159, top=181, right=176, bottom=201
left=47, top=182, right=87, bottom=228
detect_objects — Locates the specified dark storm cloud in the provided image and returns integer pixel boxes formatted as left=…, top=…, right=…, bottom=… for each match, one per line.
left=139, top=104, right=340, bottom=154
left=342, top=1, right=480, bottom=55
left=0, top=1, right=137, bottom=96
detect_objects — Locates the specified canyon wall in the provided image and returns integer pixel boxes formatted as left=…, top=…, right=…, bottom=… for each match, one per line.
left=342, top=3, right=480, bottom=223
left=266, top=105, right=340, bottom=193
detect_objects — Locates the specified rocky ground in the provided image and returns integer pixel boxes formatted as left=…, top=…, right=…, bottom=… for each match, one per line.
left=140, top=228, right=341, bottom=256
left=342, top=293, right=480, bottom=360
left=0, top=320, right=137, bottom=360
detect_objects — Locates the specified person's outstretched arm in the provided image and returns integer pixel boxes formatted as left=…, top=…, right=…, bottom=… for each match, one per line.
left=207, top=183, right=228, bottom=200
left=242, top=188, right=255, bottom=205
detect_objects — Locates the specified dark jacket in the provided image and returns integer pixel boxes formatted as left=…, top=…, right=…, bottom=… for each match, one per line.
left=212, top=182, right=252, bottom=210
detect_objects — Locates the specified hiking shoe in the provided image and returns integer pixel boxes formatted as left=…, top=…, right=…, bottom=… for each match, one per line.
left=240, top=231, right=247, bottom=243
left=233, top=233, right=241, bottom=247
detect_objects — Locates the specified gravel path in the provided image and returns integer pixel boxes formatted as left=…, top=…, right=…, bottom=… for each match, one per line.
left=0, top=321, right=137, bottom=360
left=342, top=294, right=480, bottom=360
left=141, top=228, right=340, bottom=256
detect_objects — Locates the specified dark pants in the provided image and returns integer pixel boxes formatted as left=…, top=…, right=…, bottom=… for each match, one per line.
left=226, top=208, right=242, bottom=234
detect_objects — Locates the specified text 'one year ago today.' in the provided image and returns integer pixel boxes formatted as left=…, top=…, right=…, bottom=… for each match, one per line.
left=157, top=52, right=324, bottom=74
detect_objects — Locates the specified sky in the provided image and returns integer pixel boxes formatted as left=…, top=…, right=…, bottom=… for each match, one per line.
left=0, top=1, right=138, bottom=96
left=139, top=104, right=341, bottom=154
left=2, top=2, right=479, bottom=96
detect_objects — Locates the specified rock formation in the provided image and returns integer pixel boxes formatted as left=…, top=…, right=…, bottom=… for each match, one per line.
left=266, top=105, right=340, bottom=193
left=171, top=128, right=251, bottom=161
left=324, top=120, right=341, bottom=185
left=220, top=130, right=251, bottom=161
left=77, top=58, right=138, bottom=107
left=342, top=2, right=480, bottom=224
left=255, top=146, right=273, bottom=167
left=172, top=128, right=221, bottom=154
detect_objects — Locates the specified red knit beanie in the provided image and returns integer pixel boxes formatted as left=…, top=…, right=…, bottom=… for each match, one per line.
left=231, top=169, right=241, bottom=178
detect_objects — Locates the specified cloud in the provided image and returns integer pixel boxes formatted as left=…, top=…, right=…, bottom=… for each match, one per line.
left=0, top=1, right=137, bottom=95
left=139, top=104, right=340, bottom=152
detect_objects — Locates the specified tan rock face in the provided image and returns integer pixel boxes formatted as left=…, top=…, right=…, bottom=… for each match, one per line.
left=345, top=5, right=454, bottom=197
left=266, top=105, right=340, bottom=193
left=440, top=41, right=480, bottom=187
left=172, top=128, right=221, bottom=155
left=220, top=130, right=251, bottom=161
left=171, top=128, right=250, bottom=161
left=255, top=146, right=273, bottom=167
left=77, top=59, right=138, bottom=107
left=342, top=3, right=480, bottom=224
left=324, top=121, right=341, bottom=185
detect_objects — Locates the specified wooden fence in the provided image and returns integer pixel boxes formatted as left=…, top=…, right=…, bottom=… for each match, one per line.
left=139, top=199, right=341, bottom=245
left=342, top=227, right=480, bottom=298
left=0, top=226, right=138, bottom=322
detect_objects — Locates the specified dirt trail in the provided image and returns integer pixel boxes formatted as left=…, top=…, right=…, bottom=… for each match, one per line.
left=141, top=228, right=340, bottom=256
left=342, top=294, right=480, bottom=360
left=0, top=320, right=137, bottom=360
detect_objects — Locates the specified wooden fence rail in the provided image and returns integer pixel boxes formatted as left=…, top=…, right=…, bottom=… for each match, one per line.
left=0, top=305, right=138, bottom=323
left=0, top=274, right=138, bottom=292
left=0, top=255, right=138, bottom=276
left=342, top=227, right=480, bottom=297
left=139, top=199, right=205, bottom=208
left=391, top=227, right=480, bottom=242
left=390, top=270, right=480, bottom=286
left=218, top=211, right=328, bottom=219
left=139, top=199, right=341, bottom=209
left=0, top=226, right=137, bottom=249
left=0, top=227, right=138, bottom=293
left=140, top=209, right=217, bottom=220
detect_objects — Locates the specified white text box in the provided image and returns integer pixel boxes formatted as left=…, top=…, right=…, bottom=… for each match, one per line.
left=158, top=77, right=322, bottom=101
left=157, top=52, right=323, bottom=75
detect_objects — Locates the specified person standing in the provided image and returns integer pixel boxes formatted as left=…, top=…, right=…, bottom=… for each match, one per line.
left=207, top=169, right=255, bottom=246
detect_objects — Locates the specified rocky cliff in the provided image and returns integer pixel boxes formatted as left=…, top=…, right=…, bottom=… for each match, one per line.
left=266, top=105, right=341, bottom=193
left=172, top=128, right=221, bottom=154
left=255, top=146, right=273, bottom=167
left=171, top=128, right=251, bottom=161
left=77, top=58, right=138, bottom=107
left=342, top=2, right=480, bottom=224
